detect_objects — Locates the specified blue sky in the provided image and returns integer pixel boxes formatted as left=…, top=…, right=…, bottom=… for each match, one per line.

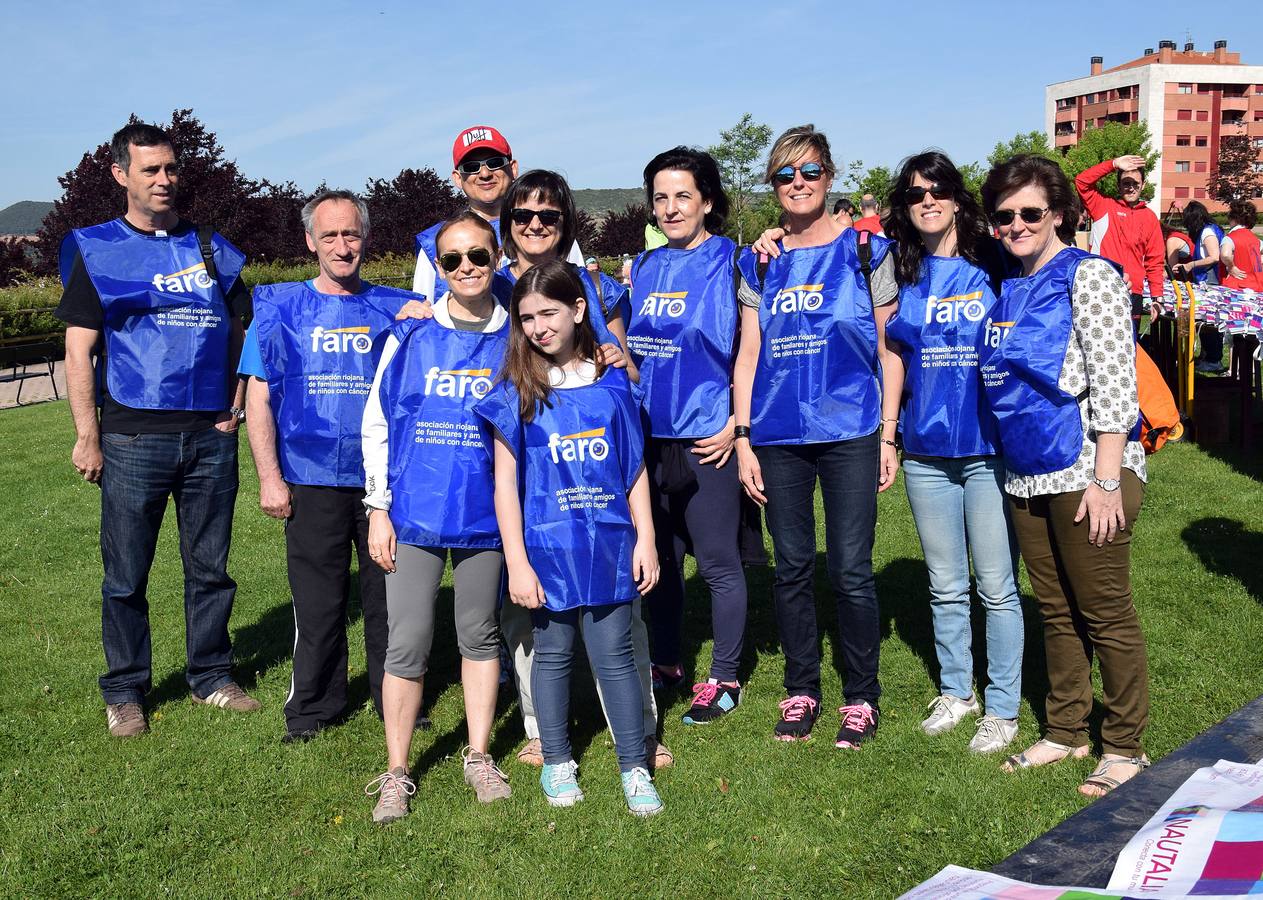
left=3, top=1, right=1261, bottom=209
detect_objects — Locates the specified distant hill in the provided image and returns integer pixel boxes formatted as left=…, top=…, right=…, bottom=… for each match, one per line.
left=0, top=201, right=52, bottom=236
left=573, top=189, right=643, bottom=219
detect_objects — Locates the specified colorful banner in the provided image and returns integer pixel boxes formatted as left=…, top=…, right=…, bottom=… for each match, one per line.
left=1108, top=760, right=1263, bottom=896
left=900, top=865, right=1243, bottom=899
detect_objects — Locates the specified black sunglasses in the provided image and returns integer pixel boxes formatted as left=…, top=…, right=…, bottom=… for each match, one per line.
left=903, top=184, right=953, bottom=204
left=991, top=207, right=1050, bottom=227
left=437, top=247, right=493, bottom=272
left=509, top=207, right=563, bottom=227
left=456, top=154, right=512, bottom=176
left=771, top=162, right=825, bottom=185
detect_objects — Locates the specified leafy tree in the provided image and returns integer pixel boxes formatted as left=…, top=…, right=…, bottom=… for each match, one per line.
left=1210, top=134, right=1262, bottom=203
left=958, top=161, right=987, bottom=204
left=574, top=208, right=600, bottom=257
left=0, top=238, right=32, bottom=287
left=593, top=203, right=649, bottom=257
left=846, top=163, right=894, bottom=208
left=34, top=109, right=282, bottom=273
left=708, top=114, right=773, bottom=245
left=987, top=130, right=1059, bottom=168
left=1059, top=121, right=1160, bottom=202
left=361, top=167, right=463, bottom=258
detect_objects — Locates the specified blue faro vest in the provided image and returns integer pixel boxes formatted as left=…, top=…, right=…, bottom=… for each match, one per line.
left=885, top=255, right=1001, bottom=457
left=252, top=280, right=412, bottom=487
left=60, top=219, right=246, bottom=411
left=493, top=263, right=623, bottom=347
left=415, top=218, right=504, bottom=299
left=739, top=229, right=892, bottom=445
left=377, top=317, right=508, bottom=549
left=475, top=367, right=644, bottom=610
left=979, top=247, right=1137, bottom=476
left=1192, top=222, right=1225, bottom=284
left=627, top=236, right=737, bottom=439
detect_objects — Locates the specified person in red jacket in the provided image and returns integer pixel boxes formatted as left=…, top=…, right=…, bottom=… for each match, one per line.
left=1075, top=155, right=1165, bottom=333
left=1221, top=200, right=1263, bottom=292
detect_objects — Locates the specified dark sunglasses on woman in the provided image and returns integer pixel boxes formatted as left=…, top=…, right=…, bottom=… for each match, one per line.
left=771, top=162, right=825, bottom=185
left=991, top=207, right=1050, bottom=227
left=509, top=208, right=564, bottom=227
left=903, top=185, right=953, bottom=204
left=438, top=248, right=494, bottom=272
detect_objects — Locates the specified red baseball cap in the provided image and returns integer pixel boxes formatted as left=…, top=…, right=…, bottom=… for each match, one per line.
left=452, top=125, right=512, bottom=168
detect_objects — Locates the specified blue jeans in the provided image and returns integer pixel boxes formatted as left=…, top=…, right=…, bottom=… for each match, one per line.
left=755, top=434, right=881, bottom=705
left=531, top=602, right=646, bottom=772
left=98, top=428, right=240, bottom=704
left=903, top=455, right=1023, bottom=719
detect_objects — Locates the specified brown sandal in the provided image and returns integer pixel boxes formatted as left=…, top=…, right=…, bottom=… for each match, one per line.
left=1002, top=738, right=1090, bottom=773
left=1079, top=754, right=1151, bottom=798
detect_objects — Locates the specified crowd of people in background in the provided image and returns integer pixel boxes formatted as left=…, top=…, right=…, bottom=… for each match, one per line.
left=58, top=111, right=1260, bottom=822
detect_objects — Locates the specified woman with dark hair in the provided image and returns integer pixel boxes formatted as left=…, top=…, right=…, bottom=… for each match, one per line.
left=979, top=155, right=1150, bottom=798
left=497, top=169, right=634, bottom=371
left=1174, top=200, right=1227, bottom=372
left=732, top=125, right=902, bottom=748
left=880, top=151, right=1024, bottom=754
left=625, top=146, right=749, bottom=724
left=494, top=169, right=667, bottom=768
left=476, top=260, right=664, bottom=816
left=1221, top=200, right=1263, bottom=291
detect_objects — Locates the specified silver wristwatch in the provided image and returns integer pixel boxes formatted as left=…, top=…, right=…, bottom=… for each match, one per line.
left=229, top=406, right=246, bottom=422
left=1092, top=476, right=1120, bottom=492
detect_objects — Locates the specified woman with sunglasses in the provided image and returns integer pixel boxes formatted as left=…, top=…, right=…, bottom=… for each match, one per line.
left=979, top=155, right=1150, bottom=799
left=733, top=125, right=902, bottom=748
left=493, top=171, right=666, bottom=769
left=881, top=151, right=1024, bottom=754
left=624, top=146, right=749, bottom=724
left=496, top=170, right=634, bottom=373
left=1173, top=201, right=1227, bottom=374
left=361, top=212, right=512, bottom=822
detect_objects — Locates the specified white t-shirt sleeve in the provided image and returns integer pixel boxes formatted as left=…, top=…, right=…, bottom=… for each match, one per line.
left=362, top=334, right=401, bottom=511
left=1221, top=235, right=1236, bottom=257
left=412, top=250, right=437, bottom=300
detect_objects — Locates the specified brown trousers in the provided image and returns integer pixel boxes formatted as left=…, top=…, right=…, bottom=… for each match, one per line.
left=1008, top=471, right=1149, bottom=755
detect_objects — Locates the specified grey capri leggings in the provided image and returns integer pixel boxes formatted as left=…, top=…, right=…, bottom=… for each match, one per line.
left=384, top=544, right=504, bottom=679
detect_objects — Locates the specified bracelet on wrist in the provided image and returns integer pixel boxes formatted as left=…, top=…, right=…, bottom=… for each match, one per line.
left=733, top=425, right=751, bottom=441
left=880, top=438, right=897, bottom=448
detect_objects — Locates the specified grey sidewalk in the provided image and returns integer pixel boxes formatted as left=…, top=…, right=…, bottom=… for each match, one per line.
left=0, top=361, right=66, bottom=410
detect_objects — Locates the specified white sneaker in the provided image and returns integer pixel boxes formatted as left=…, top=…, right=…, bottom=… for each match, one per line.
left=969, top=715, right=1019, bottom=754
left=920, top=694, right=980, bottom=736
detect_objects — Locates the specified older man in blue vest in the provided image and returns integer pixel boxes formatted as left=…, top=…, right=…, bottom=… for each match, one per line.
left=56, top=122, right=259, bottom=738
left=239, top=190, right=420, bottom=742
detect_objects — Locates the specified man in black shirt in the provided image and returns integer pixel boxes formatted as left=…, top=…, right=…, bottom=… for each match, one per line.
left=55, top=122, right=260, bottom=737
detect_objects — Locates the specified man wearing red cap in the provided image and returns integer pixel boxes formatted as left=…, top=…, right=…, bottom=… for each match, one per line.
left=411, top=125, right=584, bottom=300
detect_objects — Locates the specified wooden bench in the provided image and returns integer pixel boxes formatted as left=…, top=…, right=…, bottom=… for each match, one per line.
left=0, top=338, right=61, bottom=405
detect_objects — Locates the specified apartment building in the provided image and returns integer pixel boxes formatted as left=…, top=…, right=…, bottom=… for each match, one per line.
left=1045, top=40, right=1263, bottom=215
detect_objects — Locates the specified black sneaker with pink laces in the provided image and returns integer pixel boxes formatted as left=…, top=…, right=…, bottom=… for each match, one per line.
left=773, top=695, right=820, bottom=741
left=835, top=701, right=879, bottom=749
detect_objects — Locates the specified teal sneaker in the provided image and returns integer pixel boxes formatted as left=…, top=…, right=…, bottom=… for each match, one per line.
left=540, top=760, right=583, bottom=807
left=621, top=766, right=664, bottom=817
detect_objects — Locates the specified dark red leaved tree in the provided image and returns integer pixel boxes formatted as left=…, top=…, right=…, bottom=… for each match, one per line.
left=361, top=168, right=464, bottom=258
left=593, top=203, right=650, bottom=258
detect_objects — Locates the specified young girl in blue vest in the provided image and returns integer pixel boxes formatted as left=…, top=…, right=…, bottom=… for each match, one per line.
left=476, top=260, right=665, bottom=816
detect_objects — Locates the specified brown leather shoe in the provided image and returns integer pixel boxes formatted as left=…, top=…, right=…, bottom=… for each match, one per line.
left=192, top=682, right=261, bottom=712
left=106, top=702, right=148, bottom=738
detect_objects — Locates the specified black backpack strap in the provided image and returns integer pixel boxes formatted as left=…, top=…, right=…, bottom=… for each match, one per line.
left=856, top=229, right=873, bottom=298
left=197, top=225, right=218, bottom=284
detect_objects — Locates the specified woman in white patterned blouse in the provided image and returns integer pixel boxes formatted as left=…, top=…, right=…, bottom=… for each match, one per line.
left=978, top=155, right=1150, bottom=800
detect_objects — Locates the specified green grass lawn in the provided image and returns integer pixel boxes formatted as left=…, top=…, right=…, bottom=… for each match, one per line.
left=1, top=401, right=1260, bottom=898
